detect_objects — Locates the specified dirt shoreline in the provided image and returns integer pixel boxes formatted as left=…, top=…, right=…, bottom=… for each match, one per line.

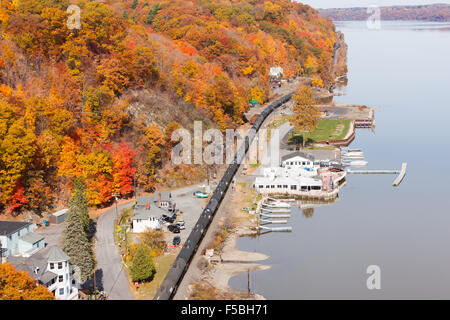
left=206, top=227, right=269, bottom=298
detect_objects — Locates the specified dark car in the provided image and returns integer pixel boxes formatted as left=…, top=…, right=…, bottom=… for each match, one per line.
left=163, top=216, right=174, bottom=223
left=172, top=236, right=181, bottom=246
left=168, top=224, right=180, bottom=233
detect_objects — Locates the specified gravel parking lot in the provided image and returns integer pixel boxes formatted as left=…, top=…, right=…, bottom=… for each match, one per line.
left=162, top=184, right=210, bottom=245
left=35, top=222, right=65, bottom=249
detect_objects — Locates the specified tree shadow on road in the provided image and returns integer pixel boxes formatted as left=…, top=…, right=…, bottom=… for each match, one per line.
left=82, top=268, right=104, bottom=291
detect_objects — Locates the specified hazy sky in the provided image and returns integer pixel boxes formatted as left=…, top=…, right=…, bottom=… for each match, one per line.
left=297, top=0, right=450, bottom=9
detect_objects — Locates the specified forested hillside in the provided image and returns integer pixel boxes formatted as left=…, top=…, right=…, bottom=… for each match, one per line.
left=0, top=0, right=340, bottom=215
left=320, top=4, right=450, bottom=22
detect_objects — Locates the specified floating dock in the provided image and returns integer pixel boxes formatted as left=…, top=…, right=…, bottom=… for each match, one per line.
left=346, top=162, right=407, bottom=187
left=260, top=213, right=291, bottom=219
left=260, top=219, right=288, bottom=225
left=259, top=226, right=292, bottom=233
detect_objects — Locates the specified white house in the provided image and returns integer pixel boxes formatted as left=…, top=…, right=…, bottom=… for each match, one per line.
left=281, top=151, right=316, bottom=169
left=132, top=213, right=162, bottom=233
left=131, top=197, right=170, bottom=233
left=7, top=246, right=79, bottom=300
left=269, top=66, right=283, bottom=79
left=0, top=221, right=45, bottom=257
left=254, top=175, right=323, bottom=194
left=263, top=166, right=318, bottom=179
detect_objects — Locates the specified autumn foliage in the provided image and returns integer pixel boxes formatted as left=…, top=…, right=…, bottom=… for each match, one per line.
left=0, top=0, right=338, bottom=214
left=0, top=263, right=55, bottom=300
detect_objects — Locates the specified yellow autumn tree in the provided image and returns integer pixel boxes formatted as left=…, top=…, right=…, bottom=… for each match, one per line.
left=290, top=86, right=320, bottom=147
left=0, top=263, right=55, bottom=300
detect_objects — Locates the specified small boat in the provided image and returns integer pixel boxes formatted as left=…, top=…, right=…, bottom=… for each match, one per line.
left=342, top=151, right=364, bottom=157
left=342, top=155, right=365, bottom=160
left=345, top=160, right=368, bottom=167
left=262, top=201, right=291, bottom=209
left=262, top=207, right=291, bottom=213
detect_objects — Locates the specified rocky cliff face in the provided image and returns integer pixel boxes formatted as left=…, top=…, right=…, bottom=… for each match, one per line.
left=332, top=31, right=348, bottom=80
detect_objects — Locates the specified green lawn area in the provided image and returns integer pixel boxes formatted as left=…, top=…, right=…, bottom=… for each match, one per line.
left=288, top=119, right=351, bottom=145
left=131, top=251, right=178, bottom=300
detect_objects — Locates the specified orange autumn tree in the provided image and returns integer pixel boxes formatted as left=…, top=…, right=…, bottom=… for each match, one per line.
left=0, top=263, right=55, bottom=300
left=0, top=0, right=340, bottom=214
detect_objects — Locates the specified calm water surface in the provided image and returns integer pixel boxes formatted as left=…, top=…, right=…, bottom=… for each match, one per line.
left=229, top=21, right=450, bottom=299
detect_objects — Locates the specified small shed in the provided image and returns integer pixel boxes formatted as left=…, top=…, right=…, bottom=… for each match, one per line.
left=249, top=99, right=259, bottom=107
left=49, top=209, right=69, bottom=224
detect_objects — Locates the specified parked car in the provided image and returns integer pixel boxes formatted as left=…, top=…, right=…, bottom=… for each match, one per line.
left=172, top=236, right=181, bottom=246
left=193, top=191, right=209, bottom=198
left=177, top=220, right=185, bottom=226
left=168, top=224, right=180, bottom=233
left=175, top=223, right=185, bottom=230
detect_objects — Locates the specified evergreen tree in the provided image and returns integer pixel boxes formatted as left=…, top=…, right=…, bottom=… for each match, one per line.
left=129, top=245, right=155, bottom=282
left=131, top=0, right=138, bottom=9
left=145, top=3, right=160, bottom=25
left=69, top=177, right=91, bottom=234
left=62, top=207, right=95, bottom=281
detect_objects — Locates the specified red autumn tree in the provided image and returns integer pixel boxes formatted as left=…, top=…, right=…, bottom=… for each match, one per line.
left=111, top=142, right=136, bottom=196
left=7, top=181, right=29, bottom=214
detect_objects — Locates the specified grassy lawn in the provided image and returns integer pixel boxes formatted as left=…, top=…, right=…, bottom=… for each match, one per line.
left=288, top=119, right=351, bottom=144
left=131, top=250, right=179, bottom=300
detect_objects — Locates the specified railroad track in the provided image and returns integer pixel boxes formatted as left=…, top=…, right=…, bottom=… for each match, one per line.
left=154, top=91, right=295, bottom=300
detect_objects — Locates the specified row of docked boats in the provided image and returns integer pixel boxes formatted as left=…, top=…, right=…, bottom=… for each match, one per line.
left=262, top=197, right=292, bottom=213
left=341, top=149, right=368, bottom=167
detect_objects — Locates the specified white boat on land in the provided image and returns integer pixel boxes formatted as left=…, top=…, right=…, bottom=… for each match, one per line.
left=262, top=207, right=291, bottom=213
left=267, top=197, right=296, bottom=202
left=262, top=201, right=291, bottom=209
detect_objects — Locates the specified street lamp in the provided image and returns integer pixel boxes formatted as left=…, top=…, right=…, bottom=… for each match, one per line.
left=112, top=193, right=120, bottom=220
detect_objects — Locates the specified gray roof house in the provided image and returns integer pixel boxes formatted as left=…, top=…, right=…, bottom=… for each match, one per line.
left=281, top=151, right=315, bottom=163
left=7, top=246, right=79, bottom=300
left=131, top=196, right=173, bottom=233
left=0, top=221, right=45, bottom=258
left=138, top=191, right=174, bottom=210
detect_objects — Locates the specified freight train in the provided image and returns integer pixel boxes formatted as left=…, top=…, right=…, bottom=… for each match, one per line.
left=154, top=91, right=294, bottom=300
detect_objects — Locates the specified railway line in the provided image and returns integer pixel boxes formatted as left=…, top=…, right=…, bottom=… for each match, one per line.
left=154, top=91, right=295, bottom=300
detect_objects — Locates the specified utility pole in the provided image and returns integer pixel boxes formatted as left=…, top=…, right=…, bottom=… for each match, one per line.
left=93, top=270, right=97, bottom=300
left=247, top=268, right=250, bottom=297
left=112, top=193, right=120, bottom=220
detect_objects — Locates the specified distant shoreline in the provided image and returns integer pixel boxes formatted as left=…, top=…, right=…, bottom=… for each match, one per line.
left=319, top=4, right=450, bottom=22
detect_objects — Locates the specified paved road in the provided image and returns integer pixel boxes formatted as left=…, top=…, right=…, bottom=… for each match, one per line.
left=94, top=201, right=135, bottom=300
left=93, top=183, right=209, bottom=300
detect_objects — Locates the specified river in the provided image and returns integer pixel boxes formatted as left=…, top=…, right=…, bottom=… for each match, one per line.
left=229, top=21, right=450, bottom=299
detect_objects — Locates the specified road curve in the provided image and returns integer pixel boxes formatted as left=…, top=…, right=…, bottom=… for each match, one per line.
left=94, top=201, right=135, bottom=300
